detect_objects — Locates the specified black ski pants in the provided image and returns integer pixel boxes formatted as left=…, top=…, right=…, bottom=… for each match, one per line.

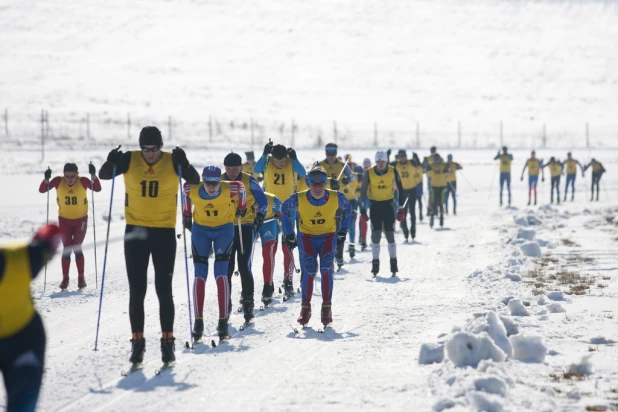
left=550, top=176, right=561, bottom=203
left=125, top=225, right=176, bottom=333
left=399, top=189, right=417, bottom=239
left=591, top=173, right=601, bottom=200
left=227, top=225, right=256, bottom=301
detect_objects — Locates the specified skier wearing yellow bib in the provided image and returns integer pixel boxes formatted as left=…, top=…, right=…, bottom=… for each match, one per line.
left=542, top=157, right=564, bottom=204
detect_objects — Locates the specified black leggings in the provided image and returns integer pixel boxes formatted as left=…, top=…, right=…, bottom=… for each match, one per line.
left=125, top=225, right=176, bottom=333
left=227, top=225, right=256, bottom=301
left=399, top=189, right=417, bottom=238
left=592, top=173, right=601, bottom=199
left=431, top=187, right=446, bottom=217
left=370, top=199, right=395, bottom=232
left=550, top=176, right=561, bottom=202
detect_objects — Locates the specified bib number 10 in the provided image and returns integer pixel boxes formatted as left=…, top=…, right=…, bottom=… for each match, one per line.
left=310, top=219, right=326, bottom=225
left=140, top=180, right=159, bottom=197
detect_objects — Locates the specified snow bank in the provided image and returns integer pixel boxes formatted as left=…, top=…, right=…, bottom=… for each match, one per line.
left=510, top=335, right=547, bottom=363
left=513, top=216, right=528, bottom=226
left=445, top=332, right=506, bottom=368
left=418, top=343, right=444, bottom=365
left=546, top=303, right=566, bottom=313
left=568, top=356, right=593, bottom=376
left=545, top=291, right=565, bottom=301
left=520, top=242, right=542, bottom=258
left=517, top=228, right=536, bottom=240
left=474, top=376, right=508, bottom=397
left=508, top=300, right=530, bottom=316
left=469, top=392, right=504, bottom=412
left=526, top=215, right=542, bottom=226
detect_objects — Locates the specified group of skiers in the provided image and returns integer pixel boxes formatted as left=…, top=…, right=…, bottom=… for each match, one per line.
left=495, top=147, right=606, bottom=206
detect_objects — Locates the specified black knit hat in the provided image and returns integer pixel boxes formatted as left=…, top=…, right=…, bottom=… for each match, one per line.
left=63, top=163, right=78, bottom=173
left=224, top=152, right=243, bottom=166
left=272, top=144, right=287, bottom=160
left=139, top=126, right=163, bottom=147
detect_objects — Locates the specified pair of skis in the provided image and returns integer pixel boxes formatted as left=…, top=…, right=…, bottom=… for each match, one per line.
left=121, top=361, right=174, bottom=377
left=292, top=322, right=332, bottom=334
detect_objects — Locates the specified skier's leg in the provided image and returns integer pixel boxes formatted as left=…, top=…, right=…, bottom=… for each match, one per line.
left=213, top=223, right=234, bottom=320
left=298, top=233, right=317, bottom=303
left=150, top=227, right=177, bottom=335
left=124, top=224, right=151, bottom=335
left=190, top=224, right=212, bottom=319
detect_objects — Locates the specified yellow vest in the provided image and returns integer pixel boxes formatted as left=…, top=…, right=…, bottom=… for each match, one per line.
left=56, top=177, right=88, bottom=219
left=263, top=159, right=295, bottom=202
left=368, top=166, right=395, bottom=201
left=498, top=154, right=512, bottom=173
left=565, top=160, right=578, bottom=175
left=264, top=192, right=277, bottom=220
left=242, top=162, right=261, bottom=181
left=190, top=182, right=235, bottom=227
left=298, top=190, right=339, bottom=235
left=124, top=151, right=178, bottom=228
left=395, top=162, right=416, bottom=190
left=549, top=162, right=562, bottom=177
left=445, top=162, right=457, bottom=183
left=428, top=163, right=449, bottom=187
left=591, top=162, right=603, bottom=173
left=527, top=159, right=540, bottom=176
left=0, top=245, right=35, bottom=338
left=226, top=172, right=258, bottom=225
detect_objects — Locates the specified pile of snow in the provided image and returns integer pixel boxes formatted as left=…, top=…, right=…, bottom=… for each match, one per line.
left=545, top=291, right=566, bottom=301
left=513, top=216, right=529, bottom=226
left=510, top=335, right=547, bottom=363
left=474, top=376, right=508, bottom=397
left=469, top=392, right=504, bottom=412
left=520, top=241, right=542, bottom=258
left=508, top=300, right=530, bottom=316
left=546, top=303, right=566, bottom=313
left=445, top=332, right=506, bottom=368
left=567, top=356, right=594, bottom=376
left=517, top=228, right=536, bottom=240
left=526, top=215, right=542, bottom=226
left=418, top=342, right=444, bottom=365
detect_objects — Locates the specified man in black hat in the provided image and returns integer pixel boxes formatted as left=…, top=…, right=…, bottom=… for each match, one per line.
left=222, top=152, right=268, bottom=323
left=99, top=126, right=200, bottom=368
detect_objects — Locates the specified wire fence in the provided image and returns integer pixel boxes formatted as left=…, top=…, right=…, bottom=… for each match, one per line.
left=1, top=108, right=616, bottom=152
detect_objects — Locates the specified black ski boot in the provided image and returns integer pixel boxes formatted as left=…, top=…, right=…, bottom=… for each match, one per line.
left=390, top=258, right=398, bottom=276
left=261, top=283, right=274, bottom=306
left=371, top=259, right=379, bottom=277
left=348, top=243, right=356, bottom=259
left=160, top=337, right=175, bottom=364
left=242, top=299, right=254, bottom=322
left=193, top=318, right=204, bottom=341
left=440, top=214, right=444, bottom=227
left=283, top=279, right=295, bottom=299
left=217, top=318, right=229, bottom=339
left=453, top=207, right=456, bottom=216
left=360, top=238, right=367, bottom=251
left=429, top=215, right=434, bottom=228
left=129, top=338, right=146, bottom=364
left=297, top=303, right=311, bottom=325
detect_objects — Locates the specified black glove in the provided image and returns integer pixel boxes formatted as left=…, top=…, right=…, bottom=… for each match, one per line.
left=287, top=147, right=297, bottom=160
left=387, top=149, right=392, bottom=157
left=182, top=214, right=192, bottom=232
left=107, top=147, right=123, bottom=165
left=172, top=147, right=189, bottom=168
left=44, top=168, right=51, bottom=180
left=336, top=230, right=348, bottom=246
left=236, top=207, right=247, bottom=218
left=330, top=178, right=340, bottom=191
left=263, top=141, right=273, bottom=156
left=88, top=163, right=96, bottom=175
left=341, top=176, right=350, bottom=185
left=284, top=233, right=297, bottom=251
left=253, top=213, right=265, bottom=230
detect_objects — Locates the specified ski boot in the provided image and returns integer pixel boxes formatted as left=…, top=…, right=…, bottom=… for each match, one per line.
left=429, top=215, right=434, bottom=228
left=390, top=258, right=398, bottom=277
left=59, top=275, right=69, bottom=290
left=321, top=301, right=332, bottom=325
left=77, top=275, right=86, bottom=289
left=439, top=214, right=444, bottom=227
left=348, top=243, right=356, bottom=259
left=129, top=338, right=146, bottom=364
left=336, top=257, right=344, bottom=271
left=283, top=279, right=295, bottom=300
left=242, top=299, right=254, bottom=323
left=359, top=238, right=367, bottom=251
left=261, top=283, right=274, bottom=307
left=297, top=303, right=311, bottom=325
left=453, top=207, right=456, bottom=216
left=160, top=337, right=176, bottom=364
left=527, top=199, right=531, bottom=206
left=217, top=318, right=229, bottom=339
left=371, top=259, right=379, bottom=277
left=193, top=318, right=204, bottom=341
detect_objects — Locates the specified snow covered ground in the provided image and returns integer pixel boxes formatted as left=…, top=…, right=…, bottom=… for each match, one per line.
left=0, top=147, right=616, bottom=411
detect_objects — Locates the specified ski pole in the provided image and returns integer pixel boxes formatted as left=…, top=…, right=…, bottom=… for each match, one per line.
left=178, top=165, right=194, bottom=349
left=336, top=158, right=352, bottom=181
left=238, top=217, right=245, bottom=255
left=459, top=171, right=478, bottom=192
left=94, top=164, right=117, bottom=351
left=43, top=166, right=50, bottom=294
left=90, top=161, right=99, bottom=288
left=288, top=245, right=301, bottom=273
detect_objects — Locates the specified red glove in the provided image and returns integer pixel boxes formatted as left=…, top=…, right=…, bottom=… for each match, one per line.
left=229, top=181, right=247, bottom=211
left=396, top=207, right=405, bottom=222
left=33, top=224, right=62, bottom=254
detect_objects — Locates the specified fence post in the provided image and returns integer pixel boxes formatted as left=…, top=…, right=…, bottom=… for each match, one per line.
left=500, top=121, right=503, bottom=147
left=333, top=121, right=337, bottom=144
left=127, top=113, right=131, bottom=140
left=586, top=122, right=589, bottom=148
left=208, top=115, right=213, bottom=142
left=416, top=121, right=420, bottom=148
left=457, top=121, right=462, bottom=148
left=542, top=124, right=547, bottom=147
left=168, top=116, right=172, bottom=143
left=3, top=108, right=8, bottom=137
left=374, top=122, right=378, bottom=147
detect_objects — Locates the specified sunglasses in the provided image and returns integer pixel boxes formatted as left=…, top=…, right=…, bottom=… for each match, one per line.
left=141, top=146, right=161, bottom=153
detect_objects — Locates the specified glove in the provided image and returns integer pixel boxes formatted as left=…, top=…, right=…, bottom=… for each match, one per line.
left=236, top=207, right=247, bottom=218
left=263, top=141, right=273, bottom=156
left=284, top=233, right=297, bottom=251
left=107, top=147, right=123, bottom=164
left=44, top=168, right=52, bottom=180
left=172, top=147, right=189, bottom=168
left=287, top=147, right=297, bottom=160
left=387, top=149, right=392, bottom=157
left=341, top=176, right=350, bottom=185
left=89, top=163, right=96, bottom=175
left=396, top=207, right=405, bottom=222
left=360, top=207, right=369, bottom=222
left=330, top=178, right=340, bottom=191
left=182, top=214, right=192, bottom=232
left=33, top=223, right=62, bottom=255
left=336, top=230, right=348, bottom=246
left=253, top=213, right=265, bottom=230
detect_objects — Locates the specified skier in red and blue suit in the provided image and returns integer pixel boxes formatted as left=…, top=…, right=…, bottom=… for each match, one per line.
left=257, top=191, right=283, bottom=306
left=281, top=166, right=352, bottom=326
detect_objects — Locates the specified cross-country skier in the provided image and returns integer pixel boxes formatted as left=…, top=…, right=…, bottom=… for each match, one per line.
left=394, top=149, right=421, bottom=242
left=520, top=150, right=544, bottom=206
left=411, top=153, right=424, bottom=222
left=344, top=154, right=364, bottom=258
left=255, top=192, right=283, bottom=305
left=426, top=154, right=451, bottom=228
left=358, top=158, right=372, bottom=250
left=542, top=157, right=564, bottom=204
left=563, top=152, right=585, bottom=201
left=221, top=152, right=268, bottom=323
left=423, top=146, right=440, bottom=215
left=182, top=166, right=246, bottom=341
left=444, top=154, right=463, bottom=215
left=39, top=163, right=101, bottom=289
left=359, top=151, right=406, bottom=277
left=583, top=158, right=606, bottom=201
left=0, top=224, right=61, bottom=412
left=99, top=126, right=201, bottom=366
left=281, top=166, right=352, bottom=327
left=241, top=151, right=263, bottom=182
left=254, top=142, right=305, bottom=297
left=494, top=146, right=513, bottom=206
